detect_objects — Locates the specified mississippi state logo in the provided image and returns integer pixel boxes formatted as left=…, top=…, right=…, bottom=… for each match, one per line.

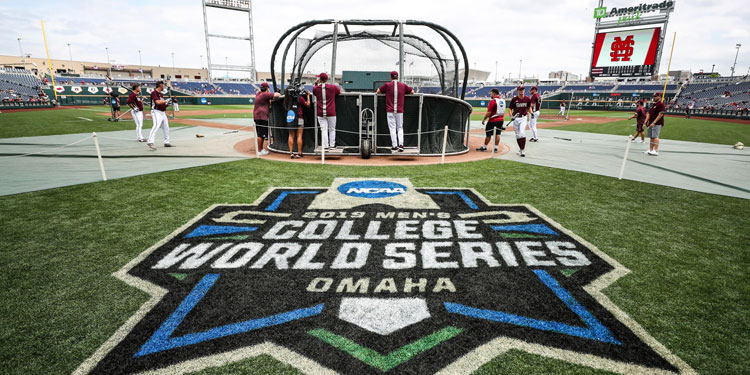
left=75, top=179, right=694, bottom=374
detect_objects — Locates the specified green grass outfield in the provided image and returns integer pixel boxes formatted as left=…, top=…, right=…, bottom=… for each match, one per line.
left=0, top=107, right=139, bottom=138
left=1, top=105, right=746, bottom=144
left=554, top=115, right=749, bottom=145
left=1, top=159, right=747, bottom=374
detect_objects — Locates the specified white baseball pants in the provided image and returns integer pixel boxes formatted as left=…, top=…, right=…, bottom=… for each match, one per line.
left=513, top=116, right=528, bottom=139
left=386, top=112, right=404, bottom=147
left=148, top=110, right=171, bottom=145
left=133, top=110, right=144, bottom=140
left=529, top=110, right=540, bottom=139
left=317, top=116, right=337, bottom=147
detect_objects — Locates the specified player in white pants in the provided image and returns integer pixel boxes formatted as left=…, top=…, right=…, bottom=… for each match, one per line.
left=126, top=83, right=145, bottom=142
left=312, top=73, right=341, bottom=149
left=146, top=81, right=173, bottom=149
left=509, top=86, right=532, bottom=157
left=377, top=71, right=414, bottom=151
left=317, top=116, right=337, bottom=148
left=558, top=101, right=566, bottom=116
left=528, top=86, right=541, bottom=142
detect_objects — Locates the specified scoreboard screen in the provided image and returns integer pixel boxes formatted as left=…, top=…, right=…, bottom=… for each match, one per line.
left=590, top=27, right=662, bottom=78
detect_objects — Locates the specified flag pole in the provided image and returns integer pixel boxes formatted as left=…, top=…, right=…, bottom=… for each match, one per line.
left=662, top=32, right=676, bottom=102
left=41, top=20, right=58, bottom=102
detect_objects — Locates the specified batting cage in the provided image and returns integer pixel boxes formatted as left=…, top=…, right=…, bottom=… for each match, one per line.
left=267, top=19, right=472, bottom=157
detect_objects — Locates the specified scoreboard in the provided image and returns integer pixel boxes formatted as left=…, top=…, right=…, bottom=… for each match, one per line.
left=590, top=27, right=662, bottom=78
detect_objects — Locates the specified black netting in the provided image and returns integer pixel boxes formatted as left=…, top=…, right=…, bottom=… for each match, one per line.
left=291, top=30, right=455, bottom=95
left=269, top=93, right=469, bottom=155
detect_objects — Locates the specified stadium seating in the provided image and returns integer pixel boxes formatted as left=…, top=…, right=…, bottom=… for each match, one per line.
left=0, top=69, right=44, bottom=101
left=563, top=84, right=615, bottom=91
left=172, top=81, right=218, bottom=95
left=675, top=80, right=750, bottom=109
left=213, top=82, right=257, bottom=95
left=616, top=84, right=677, bottom=91
left=673, top=79, right=750, bottom=109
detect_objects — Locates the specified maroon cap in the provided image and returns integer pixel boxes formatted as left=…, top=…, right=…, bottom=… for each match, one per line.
left=260, top=82, right=269, bottom=88
left=316, top=72, right=328, bottom=80
left=637, top=99, right=644, bottom=105
left=391, top=71, right=399, bottom=79
left=517, top=85, right=525, bottom=90
left=653, top=92, right=661, bottom=97
left=531, top=86, right=538, bottom=91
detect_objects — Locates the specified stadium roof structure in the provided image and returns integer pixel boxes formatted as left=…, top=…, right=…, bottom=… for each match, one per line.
left=270, top=19, right=470, bottom=99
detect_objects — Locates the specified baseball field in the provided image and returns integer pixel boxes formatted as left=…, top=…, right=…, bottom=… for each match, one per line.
left=1, top=105, right=748, bottom=375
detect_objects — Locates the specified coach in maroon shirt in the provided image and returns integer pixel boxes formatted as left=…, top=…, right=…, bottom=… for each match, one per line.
left=253, top=82, right=280, bottom=155
left=644, top=93, right=666, bottom=156
left=377, top=71, right=413, bottom=152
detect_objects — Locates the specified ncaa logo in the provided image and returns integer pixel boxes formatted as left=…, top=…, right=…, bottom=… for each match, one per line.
left=200, top=97, right=207, bottom=104
left=286, top=110, right=296, bottom=123
left=338, top=180, right=407, bottom=198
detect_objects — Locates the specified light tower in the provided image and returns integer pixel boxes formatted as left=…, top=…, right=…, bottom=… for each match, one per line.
left=202, top=0, right=257, bottom=82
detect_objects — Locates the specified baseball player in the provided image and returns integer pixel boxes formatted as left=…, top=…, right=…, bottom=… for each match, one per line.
left=312, top=73, right=341, bottom=150
left=146, top=81, right=173, bottom=149
left=558, top=100, right=566, bottom=117
left=627, top=100, right=647, bottom=143
left=377, top=71, right=413, bottom=152
left=253, top=82, right=280, bottom=156
left=509, top=85, right=532, bottom=157
left=477, top=88, right=505, bottom=152
left=529, top=86, right=541, bottom=142
left=126, top=84, right=145, bottom=142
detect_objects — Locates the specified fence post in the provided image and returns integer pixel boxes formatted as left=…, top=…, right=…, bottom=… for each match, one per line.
left=321, top=133, right=326, bottom=165
left=441, top=125, right=449, bottom=164
left=92, top=132, right=107, bottom=181
left=618, top=136, right=632, bottom=180
left=490, top=126, right=497, bottom=159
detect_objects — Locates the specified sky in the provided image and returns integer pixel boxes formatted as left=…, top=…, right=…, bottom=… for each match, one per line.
left=1, top=0, right=748, bottom=80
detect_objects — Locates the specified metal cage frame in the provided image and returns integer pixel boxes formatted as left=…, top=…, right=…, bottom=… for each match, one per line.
left=269, top=19, right=470, bottom=99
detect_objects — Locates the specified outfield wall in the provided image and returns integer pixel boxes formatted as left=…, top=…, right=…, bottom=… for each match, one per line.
left=45, top=86, right=256, bottom=106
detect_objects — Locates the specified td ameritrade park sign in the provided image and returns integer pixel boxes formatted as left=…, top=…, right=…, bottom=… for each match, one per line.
left=75, top=179, right=694, bottom=375
left=594, top=1, right=675, bottom=24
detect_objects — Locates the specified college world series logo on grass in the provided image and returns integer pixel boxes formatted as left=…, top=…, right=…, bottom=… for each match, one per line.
left=76, top=179, right=694, bottom=375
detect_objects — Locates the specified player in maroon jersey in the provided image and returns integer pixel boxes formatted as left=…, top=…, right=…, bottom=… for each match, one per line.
left=627, top=100, right=647, bottom=143
left=312, top=73, right=341, bottom=150
left=528, top=86, right=541, bottom=142
left=126, top=84, right=145, bottom=142
left=377, top=71, right=414, bottom=152
left=509, top=86, right=532, bottom=157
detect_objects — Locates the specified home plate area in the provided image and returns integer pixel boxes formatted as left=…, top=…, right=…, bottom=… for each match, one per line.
left=76, top=178, right=693, bottom=375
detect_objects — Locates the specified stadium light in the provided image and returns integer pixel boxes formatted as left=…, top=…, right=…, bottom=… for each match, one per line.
left=138, top=50, right=144, bottom=79
left=67, top=43, right=73, bottom=62
left=17, top=38, right=25, bottom=64
left=105, top=47, right=111, bottom=77
left=730, top=43, right=741, bottom=77
left=171, top=52, right=176, bottom=80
